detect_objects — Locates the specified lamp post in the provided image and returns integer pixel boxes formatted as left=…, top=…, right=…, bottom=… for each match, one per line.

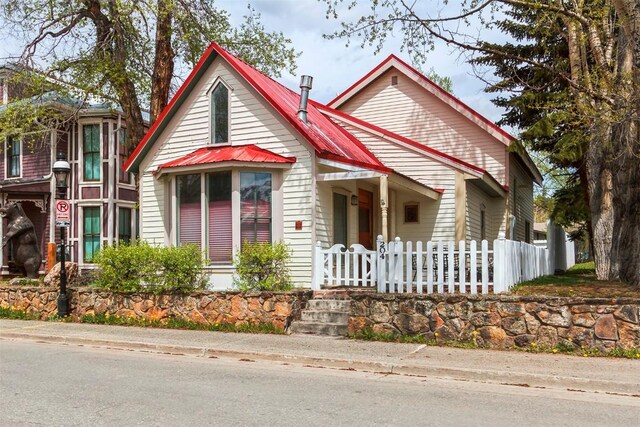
left=53, top=152, right=71, bottom=317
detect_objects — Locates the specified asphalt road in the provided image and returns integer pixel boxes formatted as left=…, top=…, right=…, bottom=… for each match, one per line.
left=1, top=340, right=638, bottom=426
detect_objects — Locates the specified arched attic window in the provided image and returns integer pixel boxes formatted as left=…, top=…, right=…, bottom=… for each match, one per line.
left=211, top=83, right=229, bottom=144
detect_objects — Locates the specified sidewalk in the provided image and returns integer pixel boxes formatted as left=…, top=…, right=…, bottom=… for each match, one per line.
left=1, top=319, right=638, bottom=395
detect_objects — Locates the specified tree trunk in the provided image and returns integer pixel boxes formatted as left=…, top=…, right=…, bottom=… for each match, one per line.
left=150, top=0, right=175, bottom=123
left=586, top=126, right=615, bottom=281
left=610, top=116, right=640, bottom=287
left=86, top=0, right=146, bottom=149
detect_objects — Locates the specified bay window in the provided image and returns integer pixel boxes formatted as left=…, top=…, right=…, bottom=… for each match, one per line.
left=83, top=207, right=101, bottom=262
left=6, top=137, right=20, bottom=178
left=119, top=128, right=131, bottom=184
left=175, top=170, right=274, bottom=264
left=118, top=207, right=132, bottom=244
left=208, top=171, right=232, bottom=264
left=177, top=174, right=202, bottom=246
left=83, top=124, right=101, bottom=181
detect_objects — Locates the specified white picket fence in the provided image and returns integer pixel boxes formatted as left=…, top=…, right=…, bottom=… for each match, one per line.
left=312, top=235, right=551, bottom=294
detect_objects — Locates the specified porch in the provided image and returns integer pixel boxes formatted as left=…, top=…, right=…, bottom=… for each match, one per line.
left=317, top=158, right=441, bottom=251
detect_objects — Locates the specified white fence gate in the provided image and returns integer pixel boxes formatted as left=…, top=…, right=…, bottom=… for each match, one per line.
left=312, top=235, right=551, bottom=294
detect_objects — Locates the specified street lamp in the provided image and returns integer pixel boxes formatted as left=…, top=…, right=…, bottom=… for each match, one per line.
left=53, top=152, right=71, bottom=317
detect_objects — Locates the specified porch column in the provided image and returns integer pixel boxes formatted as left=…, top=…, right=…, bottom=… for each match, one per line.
left=455, top=171, right=466, bottom=242
left=380, top=174, right=389, bottom=241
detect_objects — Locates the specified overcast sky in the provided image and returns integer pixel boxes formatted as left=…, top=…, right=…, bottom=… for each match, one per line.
left=229, top=0, right=505, bottom=123
left=0, top=0, right=506, bottom=125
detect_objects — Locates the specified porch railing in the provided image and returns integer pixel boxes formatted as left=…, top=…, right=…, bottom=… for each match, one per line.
left=312, top=235, right=551, bottom=294
left=313, top=243, right=377, bottom=288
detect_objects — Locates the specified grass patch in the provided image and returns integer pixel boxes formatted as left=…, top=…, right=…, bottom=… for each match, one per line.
left=511, top=261, right=640, bottom=298
left=0, top=306, right=284, bottom=334
left=77, top=313, right=284, bottom=334
left=0, top=306, right=40, bottom=320
left=349, top=327, right=640, bottom=359
left=522, top=340, right=640, bottom=359
left=349, top=329, right=431, bottom=344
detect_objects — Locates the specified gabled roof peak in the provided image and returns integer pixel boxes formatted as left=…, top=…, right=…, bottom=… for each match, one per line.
left=125, top=42, right=390, bottom=174
left=327, top=53, right=516, bottom=146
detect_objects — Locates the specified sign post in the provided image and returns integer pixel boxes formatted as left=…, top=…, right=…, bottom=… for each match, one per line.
left=55, top=200, right=70, bottom=228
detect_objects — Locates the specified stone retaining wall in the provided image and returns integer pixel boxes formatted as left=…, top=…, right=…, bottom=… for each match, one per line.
left=0, top=286, right=312, bottom=330
left=349, top=294, right=640, bottom=350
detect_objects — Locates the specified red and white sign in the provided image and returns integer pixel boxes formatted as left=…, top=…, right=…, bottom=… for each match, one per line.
left=55, top=200, right=70, bottom=227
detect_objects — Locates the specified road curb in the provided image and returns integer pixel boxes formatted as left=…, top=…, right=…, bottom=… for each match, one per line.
left=2, top=330, right=638, bottom=396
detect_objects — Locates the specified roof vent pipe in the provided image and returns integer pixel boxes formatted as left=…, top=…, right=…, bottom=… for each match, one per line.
left=297, top=75, right=313, bottom=123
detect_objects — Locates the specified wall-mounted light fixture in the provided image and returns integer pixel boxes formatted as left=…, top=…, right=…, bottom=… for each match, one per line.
left=350, top=195, right=358, bottom=206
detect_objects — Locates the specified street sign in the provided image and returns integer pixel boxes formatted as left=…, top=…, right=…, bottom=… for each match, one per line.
left=55, top=200, right=70, bottom=228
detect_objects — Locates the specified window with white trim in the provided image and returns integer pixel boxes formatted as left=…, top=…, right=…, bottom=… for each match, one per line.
left=118, top=128, right=131, bottom=184
left=240, top=172, right=272, bottom=246
left=83, top=207, right=101, bottom=262
left=118, top=207, right=132, bottom=244
left=211, top=83, right=229, bottom=144
left=177, top=174, right=202, bottom=246
left=208, top=171, right=232, bottom=264
left=6, top=137, right=20, bottom=178
left=83, top=124, right=101, bottom=181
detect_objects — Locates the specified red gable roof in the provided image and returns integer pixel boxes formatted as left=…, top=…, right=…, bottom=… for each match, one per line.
left=157, top=144, right=296, bottom=171
left=125, top=42, right=390, bottom=174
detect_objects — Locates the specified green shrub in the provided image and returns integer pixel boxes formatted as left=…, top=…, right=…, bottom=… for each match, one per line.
left=94, top=241, right=157, bottom=292
left=233, top=241, right=292, bottom=291
left=93, top=241, right=207, bottom=294
left=157, top=244, right=208, bottom=292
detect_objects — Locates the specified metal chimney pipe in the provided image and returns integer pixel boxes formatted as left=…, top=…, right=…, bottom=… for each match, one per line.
left=297, top=75, right=313, bottom=123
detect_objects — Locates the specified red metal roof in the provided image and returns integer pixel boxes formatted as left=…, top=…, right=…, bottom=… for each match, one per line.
left=126, top=42, right=391, bottom=174
left=157, top=144, right=296, bottom=170
left=214, top=45, right=390, bottom=173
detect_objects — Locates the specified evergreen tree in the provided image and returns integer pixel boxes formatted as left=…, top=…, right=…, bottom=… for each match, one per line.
left=471, top=5, right=591, bottom=243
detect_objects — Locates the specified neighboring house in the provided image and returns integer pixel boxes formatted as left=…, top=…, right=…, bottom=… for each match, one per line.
left=0, top=64, right=140, bottom=274
left=125, top=43, right=541, bottom=289
left=534, top=222, right=547, bottom=241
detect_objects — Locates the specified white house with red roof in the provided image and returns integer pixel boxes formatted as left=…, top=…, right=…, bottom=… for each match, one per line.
left=125, top=43, right=541, bottom=289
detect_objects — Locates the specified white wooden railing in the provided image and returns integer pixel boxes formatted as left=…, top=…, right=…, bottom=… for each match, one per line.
left=313, top=243, right=377, bottom=288
left=312, top=235, right=551, bottom=294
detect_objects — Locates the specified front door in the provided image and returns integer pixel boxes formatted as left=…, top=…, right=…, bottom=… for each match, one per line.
left=358, top=189, right=373, bottom=249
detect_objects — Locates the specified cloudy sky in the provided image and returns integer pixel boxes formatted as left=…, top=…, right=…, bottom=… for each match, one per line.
left=228, top=0, right=504, bottom=123
left=0, top=0, right=506, bottom=125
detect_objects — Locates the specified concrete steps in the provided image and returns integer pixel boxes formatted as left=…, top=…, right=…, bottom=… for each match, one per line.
left=289, top=321, right=348, bottom=336
left=290, top=294, right=351, bottom=337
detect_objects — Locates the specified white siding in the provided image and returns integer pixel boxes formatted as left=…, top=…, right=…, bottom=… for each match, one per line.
left=465, top=181, right=506, bottom=244
left=315, top=179, right=360, bottom=248
left=333, top=120, right=458, bottom=241
left=509, top=153, right=534, bottom=243
left=139, top=57, right=315, bottom=286
left=338, top=68, right=508, bottom=184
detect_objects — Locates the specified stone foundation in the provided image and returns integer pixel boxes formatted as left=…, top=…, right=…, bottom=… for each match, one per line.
left=0, top=286, right=312, bottom=330
left=349, top=294, right=640, bottom=350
